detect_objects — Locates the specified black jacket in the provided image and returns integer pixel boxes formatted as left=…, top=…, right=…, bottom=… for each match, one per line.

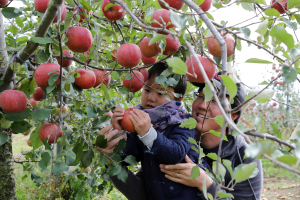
left=199, top=135, right=263, bottom=200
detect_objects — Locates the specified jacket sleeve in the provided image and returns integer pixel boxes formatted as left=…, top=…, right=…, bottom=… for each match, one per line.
left=122, top=132, right=144, bottom=164
left=150, top=125, right=196, bottom=164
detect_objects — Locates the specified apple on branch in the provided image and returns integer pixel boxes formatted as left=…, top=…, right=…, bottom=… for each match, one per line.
left=56, top=49, right=73, bottom=67
left=151, top=9, right=176, bottom=34
left=93, top=69, right=111, bottom=87
left=102, top=0, right=126, bottom=21
left=39, top=123, right=63, bottom=144
left=116, top=43, right=141, bottom=68
left=74, top=69, right=96, bottom=89
left=207, top=33, right=235, bottom=58
left=66, top=27, right=93, bottom=53
left=271, top=0, right=288, bottom=14
left=32, top=87, right=45, bottom=101
left=0, top=0, right=9, bottom=8
left=34, top=63, right=60, bottom=88
left=199, top=0, right=212, bottom=12
left=158, top=0, right=184, bottom=10
left=156, top=34, right=180, bottom=56
left=123, top=71, right=145, bottom=92
left=139, top=36, right=160, bottom=58
left=141, top=55, right=157, bottom=66
left=0, top=90, right=27, bottom=113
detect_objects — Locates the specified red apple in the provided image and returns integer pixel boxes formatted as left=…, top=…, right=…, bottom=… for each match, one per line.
left=102, top=0, right=126, bottom=21
left=0, top=0, right=9, bottom=8
left=74, top=69, right=96, bottom=89
left=272, top=64, right=276, bottom=70
left=120, top=108, right=137, bottom=133
left=73, top=5, right=92, bottom=22
left=246, top=108, right=249, bottom=111
left=156, top=34, right=180, bottom=55
left=263, top=113, right=267, bottom=117
left=252, top=102, right=256, bottom=106
left=278, top=128, right=281, bottom=131
left=29, top=99, right=39, bottom=107
left=56, top=49, right=73, bottom=67
left=93, top=69, right=111, bottom=87
left=141, top=55, right=157, bottom=66
left=273, top=102, right=277, bottom=106
left=27, top=138, right=32, bottom=147
left=34, top=63, right=60, bottom=88
left=274, top=116, right=278, bottom=120
left=139, top=37, right=160, bottom=58
left=137, top=66, right=149, bottom=81
left=275, top=69, right=280, bottom=73
left=185, top=54, right=216, bottom=83
left=271, top=76, right=274, bottom=80
left=279, top=81, right=283, bottom=85
left=151, top=9, right=176, bottom=33
left=241, top=117, right=245, bottom=122
left=0, top=90, right=27, bottom=113
left=158, top=0, right=184, bottom=10
left=32, top=87, right=45, bottom=101
left=123, top=71, right=144, bottom=92
left=292, top=127, right=295, bottom=131
left=271, top=0, right=288, bottom=14
left=207, top=33, right=235, bottom=58
left=250, top=107, right=253, bottom=110
left=281, top=113, right=285, bottom=118
left=117, top=43, right=141, bottom=68
left=39, top=123, right=63, bottom=143
left=66, top=27, right=93, bottom=53
left=199, top=0, right=212, bottom=12
left=34, top=0, right=50, bottom=13
left=53, top=4, right=67, bottom=22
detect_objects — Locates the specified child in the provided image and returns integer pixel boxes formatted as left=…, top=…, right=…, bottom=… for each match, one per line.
left=112, top=62, right=208, bottom=200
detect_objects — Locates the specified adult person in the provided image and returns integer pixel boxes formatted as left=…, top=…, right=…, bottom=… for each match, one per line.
left=97, top=73, right=263, bottom=200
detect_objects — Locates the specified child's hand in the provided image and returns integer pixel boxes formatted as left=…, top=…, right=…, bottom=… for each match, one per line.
left=129, top=109, right=151, bottom=137
left=112, top=106, right=124, bottom=131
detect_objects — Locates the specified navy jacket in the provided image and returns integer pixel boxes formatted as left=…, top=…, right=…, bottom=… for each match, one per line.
left=122, top=114, right=209, bottom=200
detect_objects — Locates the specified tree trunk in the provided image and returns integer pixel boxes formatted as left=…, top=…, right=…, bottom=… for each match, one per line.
left=0, top=130, right=17, bottom=200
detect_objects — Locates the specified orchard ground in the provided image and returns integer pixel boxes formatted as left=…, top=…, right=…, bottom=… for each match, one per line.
left=12, top=134, right=300, bottom=200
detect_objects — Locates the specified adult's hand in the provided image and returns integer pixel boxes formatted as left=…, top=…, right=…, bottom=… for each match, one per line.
left=159, top=155, right=213, bottom=192
left=96, top=124, right=126, bottom=155
left=112, top=106, right=124, bottom=131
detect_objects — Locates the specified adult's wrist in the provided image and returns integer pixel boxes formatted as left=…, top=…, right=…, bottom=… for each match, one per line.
left=197, top=173, right=213, bottom=192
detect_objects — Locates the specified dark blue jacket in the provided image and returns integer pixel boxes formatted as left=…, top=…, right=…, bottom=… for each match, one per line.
left=122, top=114, right=209, bottom=200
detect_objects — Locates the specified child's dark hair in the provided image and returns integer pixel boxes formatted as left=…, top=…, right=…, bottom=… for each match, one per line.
left=148, top=62, right=187, bottom=100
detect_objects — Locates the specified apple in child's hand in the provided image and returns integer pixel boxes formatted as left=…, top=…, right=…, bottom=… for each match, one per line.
left=120, top=108, right=137, bottom=133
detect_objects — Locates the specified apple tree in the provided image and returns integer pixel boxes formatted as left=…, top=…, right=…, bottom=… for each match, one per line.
left=1, top=0, right=300, bottom=199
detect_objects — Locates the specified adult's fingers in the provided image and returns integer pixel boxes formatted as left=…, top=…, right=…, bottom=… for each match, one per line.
left=164, top=173, right=184, bottom=184
left=184, top=155, right=194, bottom=164
left=106, top=133, right=126, bottom=149
left=160, top=163, right=194, bottom=170
left=97, top=125, right=113, bottom=136
left=105, top=129, right=120, bottom=141
left=96, top=146, right=114, bottom=154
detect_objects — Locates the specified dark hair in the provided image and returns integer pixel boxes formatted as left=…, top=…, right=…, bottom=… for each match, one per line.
left=148, top=62, right=187, bottom=100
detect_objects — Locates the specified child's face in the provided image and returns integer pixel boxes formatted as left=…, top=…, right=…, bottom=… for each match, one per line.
left=141, top=76, right=175, bottom=109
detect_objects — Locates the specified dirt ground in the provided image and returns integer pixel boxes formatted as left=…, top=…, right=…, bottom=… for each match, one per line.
left=261, top=177, right=300, bottom=200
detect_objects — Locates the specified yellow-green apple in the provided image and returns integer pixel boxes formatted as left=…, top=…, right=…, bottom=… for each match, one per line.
left=56, top=49, right=73, bottom=67
left=102, top=0, right=126, bottom=21
left=93, top=69, right=111, bottom=87
left=141, top=55, right=157, bottom=66
left=74, top=69, right=96, bottom=89
left=156, top=34, right=180, bottom=55
left=32, top=87, right=45, bottom=101
left=0, top=90, right=27, bottom=113
left=116, top=43, right=141, bottom=68
left=66, top=27, right=93, bottom=53
left=120, top=108, right=137, bottom=133
left=139, top=37, right=160, bottom=58
left=39, top=123, right=63, bottom=143
left=151, top=9, right=176, bottom=33
left=82, top=167, right=92, bottom=173
left=34, top=63, right=60, bottom=88
left=158, top=0, right=184, bottom=10
left=137, top=66, right=149, bottom=81
left=271, top=0, right=288, bottom=14
left=207, top=33, right=235, bottom=58
left=185, top=55, right=216, bottom=83
left=0, top=0, right=8, bottom=7
left=123, top=71, right=144, bottom=92
left=199, top=0, right=212, bottom=12
left=29, top=99, right=39, bottom=107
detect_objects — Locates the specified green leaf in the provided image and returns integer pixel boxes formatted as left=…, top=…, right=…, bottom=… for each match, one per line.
left=287, top=0, right=300, bottom=9
left=203, top=84, right=213, bottom=102
left=222, top=160, right=233, bottom=179
left=245, top=58, right=273, bottom=64
left=271, top=123, right=282, bottom=139
left=0, top=117, right=12, bottom=129
left=281, top=18, right=297, bottom=30
left=239, top=27, right=251, bottom=39
left=11, top=121, right=31, bottom=133
left=19, top=78, right=36, bottom=98
left=1, top=7, right=24, bottom=19
left=81, top=0, right=93, bottom=11
left=31, top=37, right=54, bottom=44
left=31, top=107, right=54, bottom=121
left=149, top=34, right=165, bottom=45
left=241, top=2, right=255, bottom=11
left=92, top=115, right=111, bottom=129
left=0, top=131, right=8, bottom=147
left=264, top=8, right=280, bottom=17
left=119, top=86, right=129, bottom=94
left=295, top=14, right=300, bottom=24
left=256, top=19, right=268, bottom=35
left=95, top=135, right=107, bottom=148
left=179, top=117, right=197, bottom=129
left=48, top=74, right=59, bottom=86
left=169, top=10, right=188, bottom=31
left=100, top=83, right=110, bottom=99
left=113, top=139, right=126, bottom=154
left=86, top=106, right=97, bottom=118
left=219, top=75, right=237, bottom=99
left=36, top=51, right=49, bottom=64
left=234, top=162, right=257, bottom=183
left=73, top=109, right=86, bottom=119
left=214, top=115, right=225, bottom=127
left=30, top=131, right=43, bottom=150
left=270, top=25, right=294, bottom=49
left=117, top=167, right=128, bottom=183
left=277, top=155, right=298, bottom=165
left=188, top=137, right=198, bottom=146
left=208, top=130, right=228, bottom=141
left=53, top=162, right=69, bottom=175
left=212, top=161, right=226, bottom=181
left=207, top=153, right=218, bottom=160
left=81, top=149, right=94, bottom=168
left=39, top=151, right=52, bottom=170
left=104, top=3, right=117, bottom=11
left=202, top=178, right=208, bottom=199
left=166, top=57, right=187, bottom=75
left=111, top=71, right=120, bottom=80
left=245, top=89, right=275, bottom=103
left=107, top=162, right=122, bottom=176
left=124, top=155, right=138, bottom=165
left=217, top=191, right=234, bottom=199
left=190, top=165, right=200, bottom=180
left=281, top=65, right=297, bottom=84
left=4, top=108, right=31, bottom=121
